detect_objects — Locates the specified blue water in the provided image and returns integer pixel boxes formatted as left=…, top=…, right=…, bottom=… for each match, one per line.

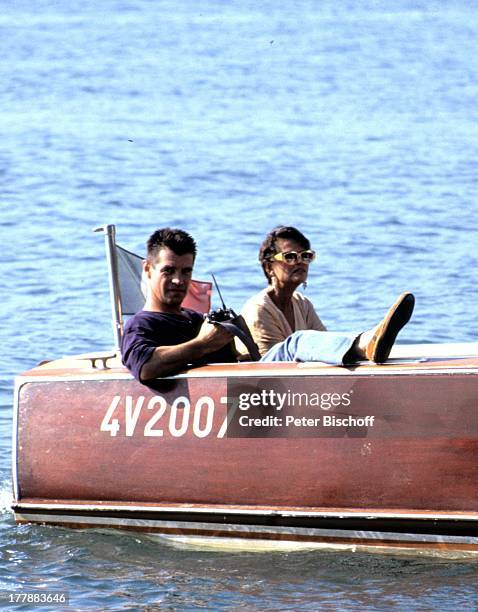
left=1, top=0, right=477, bottom=608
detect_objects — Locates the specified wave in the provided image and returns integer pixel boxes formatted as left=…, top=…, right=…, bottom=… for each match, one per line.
left=0, top=479, right=12, bottom=515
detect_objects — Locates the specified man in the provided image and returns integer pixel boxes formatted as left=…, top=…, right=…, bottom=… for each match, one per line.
left=121, top=228, right=235, bottom=381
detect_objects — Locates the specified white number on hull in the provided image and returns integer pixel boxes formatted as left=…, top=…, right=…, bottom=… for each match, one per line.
left=100, top=395, right=121, bottom=436
left=193, top=396, right=215, bottom=438
left=144, top=396, right=167, bottom=437
left=100, top=394, right=228, bottom=438
left=169, top=397, right=190, bottom=437
left=125, top=396, right=145, bottom=436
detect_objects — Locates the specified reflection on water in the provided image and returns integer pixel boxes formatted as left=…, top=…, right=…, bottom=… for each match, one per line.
left=153, top=534, right=478, bottom=561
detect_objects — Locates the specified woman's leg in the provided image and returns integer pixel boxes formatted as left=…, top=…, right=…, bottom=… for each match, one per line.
left=260, top=330, right=359, bottom=365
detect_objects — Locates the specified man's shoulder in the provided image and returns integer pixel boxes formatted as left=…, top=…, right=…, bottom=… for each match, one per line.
left=124, top=309, right=203, bottom=331
left=123, top=310, right=160, bottom=333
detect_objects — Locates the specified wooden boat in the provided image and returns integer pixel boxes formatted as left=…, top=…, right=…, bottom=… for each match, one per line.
left=11, top=226, right=478, bottom=554
left=12, top=345, right=478, bottom=554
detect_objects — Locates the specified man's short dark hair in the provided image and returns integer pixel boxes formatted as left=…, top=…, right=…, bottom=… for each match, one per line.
left=147, top=228, right=197, bottom=261
left=258, top=225, right=310, bottom=283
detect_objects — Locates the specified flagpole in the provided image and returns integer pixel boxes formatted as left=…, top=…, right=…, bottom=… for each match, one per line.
left=94, top=224, right=123, bottom=351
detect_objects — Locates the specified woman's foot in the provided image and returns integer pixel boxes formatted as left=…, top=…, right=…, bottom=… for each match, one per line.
left=355, top=292, right=415, bottom=363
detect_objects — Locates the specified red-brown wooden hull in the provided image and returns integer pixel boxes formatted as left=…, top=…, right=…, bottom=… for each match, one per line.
left=12, top=353, right=478, bottom=553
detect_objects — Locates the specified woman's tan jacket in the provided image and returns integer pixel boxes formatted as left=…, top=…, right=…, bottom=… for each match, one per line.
left=237, top=288, right=326, bottom=357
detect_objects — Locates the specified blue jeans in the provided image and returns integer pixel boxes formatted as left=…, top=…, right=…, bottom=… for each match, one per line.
left=260, top=330, right=359, bottom=365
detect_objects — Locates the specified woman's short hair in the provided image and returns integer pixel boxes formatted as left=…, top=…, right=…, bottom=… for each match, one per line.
left=258, top=226, right=310, bottom=283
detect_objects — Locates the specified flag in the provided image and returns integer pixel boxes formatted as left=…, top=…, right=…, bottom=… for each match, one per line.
left=182, top=279, right=212, bottom=314
left=116, top=245, right=145, bottom=315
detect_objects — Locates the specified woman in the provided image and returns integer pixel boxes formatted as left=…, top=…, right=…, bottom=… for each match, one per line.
left=239, top=226, right=414, bottom=365
left=240, top=226, right=325, bottom=356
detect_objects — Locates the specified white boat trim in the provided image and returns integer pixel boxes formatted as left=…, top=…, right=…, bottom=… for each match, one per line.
left=390, top=342, right=478, bottom=358
left=12, top=501, right=478, bottom=522
left=11, top=378, right=20, bottom=502
left=14, top=361, right=478, bottom=388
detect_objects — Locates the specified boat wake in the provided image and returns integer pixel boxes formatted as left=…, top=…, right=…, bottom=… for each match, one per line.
left=0, top=479, right=12, bottom=515
left=150, top=534, right=336, bottom=553
left=147, top=534, right=478, bottom=559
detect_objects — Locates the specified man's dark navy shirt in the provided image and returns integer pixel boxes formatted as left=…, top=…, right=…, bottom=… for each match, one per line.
left=121, top=309, right=236, bottom=381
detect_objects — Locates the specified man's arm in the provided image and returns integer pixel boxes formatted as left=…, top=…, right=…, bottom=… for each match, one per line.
left=140, top=321, right=233, bottom=380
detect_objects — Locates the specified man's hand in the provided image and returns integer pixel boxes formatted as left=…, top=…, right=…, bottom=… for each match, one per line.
left=196, top=321, right=234, bottom=350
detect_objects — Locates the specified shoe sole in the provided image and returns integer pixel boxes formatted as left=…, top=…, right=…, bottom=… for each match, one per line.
left=370, top=293, right=415, bottom=363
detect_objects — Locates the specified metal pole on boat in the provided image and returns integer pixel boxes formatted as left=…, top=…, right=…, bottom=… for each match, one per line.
left=94, top=224, right=124, bottom=351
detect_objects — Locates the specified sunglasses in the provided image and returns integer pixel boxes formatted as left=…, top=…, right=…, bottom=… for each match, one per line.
left=271, top=249, right=316, bottom=264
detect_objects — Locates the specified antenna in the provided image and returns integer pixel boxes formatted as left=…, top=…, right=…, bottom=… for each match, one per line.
left=211, top=273, right=227, bottom=310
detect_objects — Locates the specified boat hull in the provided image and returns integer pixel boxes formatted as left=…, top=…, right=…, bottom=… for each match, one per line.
left=12, top=354, right=478, bottom=553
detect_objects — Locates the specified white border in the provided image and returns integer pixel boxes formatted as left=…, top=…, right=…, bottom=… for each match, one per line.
left=12, top=501, right=478, bottom=522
